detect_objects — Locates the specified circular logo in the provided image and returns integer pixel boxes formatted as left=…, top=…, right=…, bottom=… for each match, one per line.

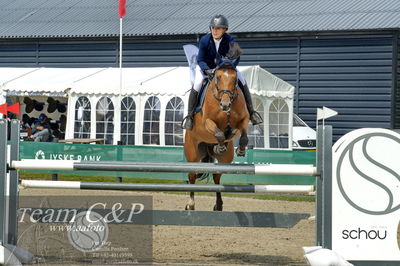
left=34, top=150, right=45, bottom=160
left=67, top=211, right=109, bottom=252
left=336, top=132, right=400, bottom=215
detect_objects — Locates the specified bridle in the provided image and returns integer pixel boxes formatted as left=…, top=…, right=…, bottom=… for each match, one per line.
left=210, top=67, right=239, bottom=129
left=211, top=67, right=238, bottom=103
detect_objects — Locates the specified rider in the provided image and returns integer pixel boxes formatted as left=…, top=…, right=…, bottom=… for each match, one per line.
left=182, top=14, right=263, bottom=130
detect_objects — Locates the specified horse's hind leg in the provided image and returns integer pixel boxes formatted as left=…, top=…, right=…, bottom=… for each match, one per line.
left=185, top=173, right=196, bottom=210
left=184, top=133, right=200, bottom=210
left=213, top=142, right=234, bottom=211
left=213, top=173, right=223, bottom=211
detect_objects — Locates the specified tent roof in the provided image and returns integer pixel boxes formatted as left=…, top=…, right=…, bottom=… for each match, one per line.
left=0, top=66, right=294, bottom=98
left=0, top=68, right=105, bottom=97
left=240, top=66, right=294, bottom=98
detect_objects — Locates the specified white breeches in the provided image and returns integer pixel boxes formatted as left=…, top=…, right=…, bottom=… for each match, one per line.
left=193, top=65, right=246, bottom=92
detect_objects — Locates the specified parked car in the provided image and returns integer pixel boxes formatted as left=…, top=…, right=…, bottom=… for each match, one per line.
left=292, top=114, right=316, bottom=150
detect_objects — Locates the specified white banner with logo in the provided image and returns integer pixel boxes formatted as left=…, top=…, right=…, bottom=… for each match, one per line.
left=332, top=128, right=400, bottom=260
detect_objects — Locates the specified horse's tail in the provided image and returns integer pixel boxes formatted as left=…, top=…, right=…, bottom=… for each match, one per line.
left=196, top=153, right=215, bottom=181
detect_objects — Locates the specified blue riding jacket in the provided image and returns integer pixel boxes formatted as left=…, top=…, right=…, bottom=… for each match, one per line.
left=196, top=33, right=240, bottom=72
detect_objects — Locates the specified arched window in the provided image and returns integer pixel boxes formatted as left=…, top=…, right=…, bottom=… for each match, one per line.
left=143, top=96, right=160, bottom=145
left=74, top=96, right=91, bottom=138
left=121, top=97, right=136, bottom=145
left=165, top=97, right=184, bottom=146
left=269, top=99, right=289, bottom=149
left=96, top=97, right=114, bottom=144
left=248, top=98, right=265, bottom=148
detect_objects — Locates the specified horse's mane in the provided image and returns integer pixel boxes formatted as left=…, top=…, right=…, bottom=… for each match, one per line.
left=225, top=42, right=243, bottom=59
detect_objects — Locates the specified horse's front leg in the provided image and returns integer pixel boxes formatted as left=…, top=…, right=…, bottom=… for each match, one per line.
left=236, top=129, right=248, bottom=157
left=205, top=118, right=226, bottom=154
left=236, top=121, right=249, bottom=157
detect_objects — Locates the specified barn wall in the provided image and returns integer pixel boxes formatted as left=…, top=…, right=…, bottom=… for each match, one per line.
left=237, top=33, right=395, bottom=140
left=395, top=33, right=400, bottom=129
left=297, top=34, right=394, bottom=139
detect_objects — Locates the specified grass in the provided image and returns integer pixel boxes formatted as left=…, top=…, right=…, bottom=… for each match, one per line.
left=19, top=172, right=315, bottom=202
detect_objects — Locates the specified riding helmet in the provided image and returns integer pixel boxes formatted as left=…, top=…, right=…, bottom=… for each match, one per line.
left=210, top=15, right=228, bottom=29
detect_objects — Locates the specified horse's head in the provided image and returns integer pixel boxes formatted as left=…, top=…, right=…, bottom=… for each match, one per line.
left=210, top=42, right=242, bottom=112
left=212, top=64, right=238, bottom=112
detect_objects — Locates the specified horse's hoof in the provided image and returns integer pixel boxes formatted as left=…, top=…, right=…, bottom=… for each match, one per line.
left=235, top=147, right=246, bottom=157
left=213, top=205, right=223, bottom=211
left=213, top=145, right=227, bottom=155
left=185, top=204, right=195, bottom=210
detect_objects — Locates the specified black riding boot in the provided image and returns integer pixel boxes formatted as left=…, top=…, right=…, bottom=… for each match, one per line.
left=239, top=82, right=263, bottom=125
left=182, top=89, right=199, bottom=130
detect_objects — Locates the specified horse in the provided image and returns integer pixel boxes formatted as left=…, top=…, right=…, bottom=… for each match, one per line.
left=183, top=60, right=250, bottom=211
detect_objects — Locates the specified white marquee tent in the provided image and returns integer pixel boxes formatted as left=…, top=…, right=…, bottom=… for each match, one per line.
left=0, top=66, right=294, bottom=149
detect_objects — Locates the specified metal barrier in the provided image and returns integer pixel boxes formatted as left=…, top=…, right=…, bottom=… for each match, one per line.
left=0, top=119, right=333, bottom=265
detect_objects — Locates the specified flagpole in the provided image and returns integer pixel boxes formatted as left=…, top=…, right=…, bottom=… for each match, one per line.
left=118, top=16, right=123, bottom=144
left=117, top=0, right=126, bottom=145
left=119, top=17, right=123, bottom=84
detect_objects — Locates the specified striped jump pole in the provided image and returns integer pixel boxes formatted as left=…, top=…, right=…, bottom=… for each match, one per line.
left=20, top=180, right=315, bottom=193
left=12, top=160, right=317, bottom=176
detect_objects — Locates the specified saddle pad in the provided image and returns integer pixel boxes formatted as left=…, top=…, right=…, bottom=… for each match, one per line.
left=194, top=79, right=210, bottom=114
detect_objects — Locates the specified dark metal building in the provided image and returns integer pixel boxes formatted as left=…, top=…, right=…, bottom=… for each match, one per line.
left=1, top=0, right=399, bottom=140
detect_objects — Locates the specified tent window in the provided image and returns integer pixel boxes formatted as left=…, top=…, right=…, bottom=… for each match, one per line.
left=96, top=97, right=114, bottom=144
left=165, top=97, right=184, bottom=146
left=121, top=97, right=136, bottom=145
left=74, top=96, right=91, bottom=139
left=143, top=96, right=160, bottom=145
left=248, top=98, right=265, bottom=148
left=269, top=99, right=289, bottom=149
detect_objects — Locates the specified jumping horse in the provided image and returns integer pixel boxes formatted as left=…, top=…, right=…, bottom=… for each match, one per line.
left=184, top=56, right=250, bottom=211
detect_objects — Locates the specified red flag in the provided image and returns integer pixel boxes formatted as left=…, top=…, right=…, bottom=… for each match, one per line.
left=0, top=104, right=6, bottom=115
left=118, top=0, right=126, bottom=18
left=7, top=103, right=20, bottom=115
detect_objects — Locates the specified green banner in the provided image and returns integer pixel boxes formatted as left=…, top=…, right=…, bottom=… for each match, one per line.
left=20, top=142, right=316, bottom=185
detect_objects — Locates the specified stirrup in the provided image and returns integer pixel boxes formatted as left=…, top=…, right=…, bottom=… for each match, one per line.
left=250, top=111, right=263, bottom=125
left=181, top=115, right=194, bottom=130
